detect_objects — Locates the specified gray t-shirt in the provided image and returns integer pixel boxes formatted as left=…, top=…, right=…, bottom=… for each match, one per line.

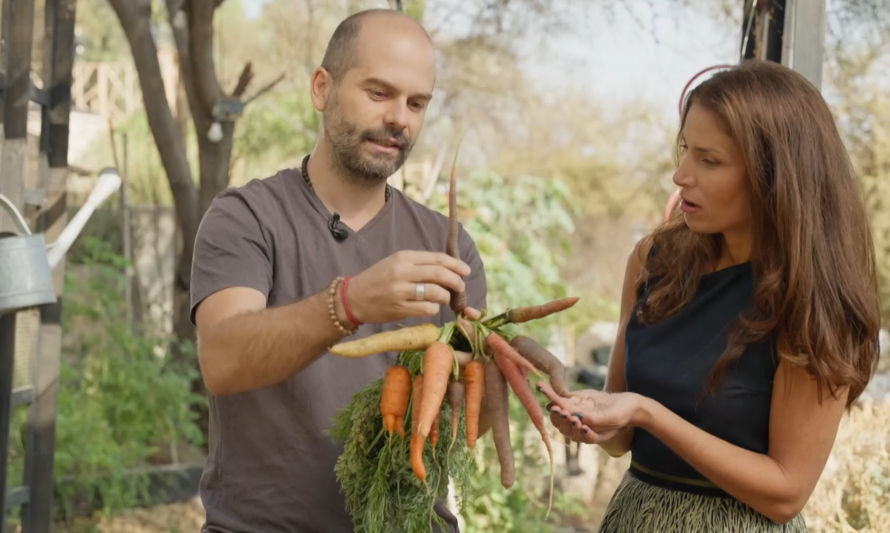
left=190, top=167, right=487, bottom=533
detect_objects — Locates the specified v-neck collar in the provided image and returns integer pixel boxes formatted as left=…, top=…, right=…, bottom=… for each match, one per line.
left=296, top=165, right=394, bottom=238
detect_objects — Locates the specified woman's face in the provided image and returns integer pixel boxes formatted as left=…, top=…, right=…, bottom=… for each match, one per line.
left=673, top=104, right=753, bottom=243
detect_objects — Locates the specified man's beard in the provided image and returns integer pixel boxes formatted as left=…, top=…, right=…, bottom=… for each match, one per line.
left=324, top=105, right=414, bottom=185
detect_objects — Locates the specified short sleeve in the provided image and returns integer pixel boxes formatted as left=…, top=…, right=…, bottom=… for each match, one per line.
left=190, top=191, right=273, bottom=324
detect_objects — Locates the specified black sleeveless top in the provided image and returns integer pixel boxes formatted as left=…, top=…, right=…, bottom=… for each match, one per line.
left=625, top=262, right=777, bottom=496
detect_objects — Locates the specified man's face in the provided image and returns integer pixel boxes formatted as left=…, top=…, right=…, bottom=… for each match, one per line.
left=321, top=22, right=436, bottom=184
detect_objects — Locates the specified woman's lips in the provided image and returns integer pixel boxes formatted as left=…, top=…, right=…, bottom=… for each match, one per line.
left=680, top=199, right=701, bottom=213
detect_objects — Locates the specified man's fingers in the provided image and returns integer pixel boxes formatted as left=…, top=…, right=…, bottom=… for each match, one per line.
left=397, top=250, right=471, bottom=276
left=462, top=307, right=482, bottom=320
left=403, top=282, right=450, bottom=305
left=410, top=264, right=467, bottom=294
left=402, top=301, right=444, bottom=317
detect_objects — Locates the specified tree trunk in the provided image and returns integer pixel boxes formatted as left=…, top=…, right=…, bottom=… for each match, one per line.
left=110, top=0, right=240, bottom=443
left=109, top=0, right=201, bottom=348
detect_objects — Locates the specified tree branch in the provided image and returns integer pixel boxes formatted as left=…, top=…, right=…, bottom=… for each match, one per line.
left=185, top=0, right=223, bottom=121
left=243, top=73, right=286, bottom=105
left=231, top=62, right=254, bottom=97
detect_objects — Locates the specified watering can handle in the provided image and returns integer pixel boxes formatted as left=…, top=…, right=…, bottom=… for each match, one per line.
left=0, top=192, right=33, bottom=236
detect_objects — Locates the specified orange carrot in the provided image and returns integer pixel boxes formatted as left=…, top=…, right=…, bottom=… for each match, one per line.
left=447, top=381, right=464, bottom=451
left=484, top=360, right=514, bottom=488
left=410, top=375, right=426, bottom=484
left=506, top=296, right=579, bottom=324
left=329, top=323, right=440, bottom=358
left=379, top=365, right=411, bottom=437
left=492, top=346, right=554, bottom=514
left=485, top=333, right=543, bottom=378
left=463, top=360, right=484, bottom=450
left=509, top=335, right=572, bottom=397
left=417, top=341, right=454, bottom=437
left=445, top=147, right=467, bottom=315
left=429, top=412, right=440, bottom=448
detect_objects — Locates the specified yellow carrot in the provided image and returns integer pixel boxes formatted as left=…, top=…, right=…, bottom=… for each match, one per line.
left=329, top=323, right=440, bottom=358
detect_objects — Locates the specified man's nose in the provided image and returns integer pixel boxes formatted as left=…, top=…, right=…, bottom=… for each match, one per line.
left=383, top=101, right=410, bottom=131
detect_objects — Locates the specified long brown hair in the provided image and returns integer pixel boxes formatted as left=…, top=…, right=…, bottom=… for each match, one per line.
left=638, top=60, right=880, bottom=406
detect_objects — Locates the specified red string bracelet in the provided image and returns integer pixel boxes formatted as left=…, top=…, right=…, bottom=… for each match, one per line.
left=339, top=276, right=362, bottom=328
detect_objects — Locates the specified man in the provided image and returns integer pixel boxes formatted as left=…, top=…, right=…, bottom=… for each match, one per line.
left=190, top=8, right=486, bottom=532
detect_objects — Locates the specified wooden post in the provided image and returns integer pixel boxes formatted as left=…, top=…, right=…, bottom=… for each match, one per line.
left=0, top=0, right=36, bottom=231
left=0, top=0, right=36, bottom=528
left=19, top=0, right=77, bottom=530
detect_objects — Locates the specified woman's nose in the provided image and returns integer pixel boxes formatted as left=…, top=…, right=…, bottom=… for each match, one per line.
left=672, top=156, right=694, bottom=187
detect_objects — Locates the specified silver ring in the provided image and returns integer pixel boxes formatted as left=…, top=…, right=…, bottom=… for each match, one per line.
left=414, top=283, right=425, bottom=301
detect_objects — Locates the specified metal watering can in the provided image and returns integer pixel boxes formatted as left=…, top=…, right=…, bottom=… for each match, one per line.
left=0, top=168, right=121, bottom=314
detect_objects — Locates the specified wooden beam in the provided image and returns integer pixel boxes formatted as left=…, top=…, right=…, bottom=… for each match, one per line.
left=0, top=0, right=36, bottom=233
left=1, top=0, right=35, bottom=139
left=0, top=313, right=16, bottom=528
left=40, top=0, right=77, bottom=169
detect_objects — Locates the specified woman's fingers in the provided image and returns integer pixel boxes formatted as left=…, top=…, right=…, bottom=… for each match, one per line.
left=548, top=406, right=598, bottom=443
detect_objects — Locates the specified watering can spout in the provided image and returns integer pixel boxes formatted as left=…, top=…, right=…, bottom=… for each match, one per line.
left=45, top=168, right=121, bottom=270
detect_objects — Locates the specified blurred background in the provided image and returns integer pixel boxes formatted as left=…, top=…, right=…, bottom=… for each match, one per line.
left=2, top=0, right=888, bottom=531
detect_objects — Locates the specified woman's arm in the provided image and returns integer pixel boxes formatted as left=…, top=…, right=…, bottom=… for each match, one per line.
left=636, top=360, right=846, bottom=523
left=544, top=360, right=847, bottom=523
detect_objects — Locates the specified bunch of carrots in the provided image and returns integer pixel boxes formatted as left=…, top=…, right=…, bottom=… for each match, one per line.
left=330, top=297, right=577, bottom=508
left=330, top=149, right=577, bottom=527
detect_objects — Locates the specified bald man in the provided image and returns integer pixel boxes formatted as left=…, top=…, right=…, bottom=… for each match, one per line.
left=190, top=9, right=486, bottom=532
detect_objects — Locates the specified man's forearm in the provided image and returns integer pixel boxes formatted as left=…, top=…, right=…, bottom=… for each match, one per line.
left=198, top=289, right=346, bottom=395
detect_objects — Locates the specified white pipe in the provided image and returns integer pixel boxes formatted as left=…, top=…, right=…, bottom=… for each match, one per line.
left=46, top=168, right=121, bottom=270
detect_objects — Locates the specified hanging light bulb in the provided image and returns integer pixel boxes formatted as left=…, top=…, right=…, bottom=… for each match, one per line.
left=207, top=122, right=223, bottom=143
left=173, top=10, right=187, bottom=30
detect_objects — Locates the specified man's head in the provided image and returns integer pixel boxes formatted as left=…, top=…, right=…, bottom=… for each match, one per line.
left=311, top=9, right=436, bottom=185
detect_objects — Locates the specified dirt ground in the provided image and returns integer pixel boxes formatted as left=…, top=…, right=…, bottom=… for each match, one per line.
left=49, top=498, right=205, bottom=533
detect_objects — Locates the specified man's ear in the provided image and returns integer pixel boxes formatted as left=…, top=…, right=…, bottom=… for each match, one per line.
left=310, top=68, right=333, bottom=112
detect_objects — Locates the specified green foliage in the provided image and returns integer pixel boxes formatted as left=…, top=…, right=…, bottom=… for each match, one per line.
left=231, top=90, right=319, bottom=184
left=403, top=0, right=427, bottom=20
left=9, top=237, right=205, bottom=521
left=456, top=395, right=589, bottom=533
left=332, top=371, right=472, bottom=533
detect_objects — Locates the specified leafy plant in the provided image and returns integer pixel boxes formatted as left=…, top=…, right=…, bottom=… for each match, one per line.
left=7, top=237, right=205, bottom=522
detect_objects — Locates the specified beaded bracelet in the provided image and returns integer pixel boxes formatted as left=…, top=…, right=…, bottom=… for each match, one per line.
left=327, top=276, right=356, bottom=336
left=339, top=275, right=362, bottom=328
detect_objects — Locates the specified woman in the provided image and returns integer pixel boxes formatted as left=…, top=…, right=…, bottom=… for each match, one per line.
left=541, top=60, right=880, bottom=532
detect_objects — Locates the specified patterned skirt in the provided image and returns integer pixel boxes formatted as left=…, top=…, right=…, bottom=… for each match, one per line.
left=598, top=472, right=808, bottom=533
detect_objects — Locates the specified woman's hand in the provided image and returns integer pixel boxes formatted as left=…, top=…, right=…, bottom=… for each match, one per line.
left=537, top=382, right=646, bottom=444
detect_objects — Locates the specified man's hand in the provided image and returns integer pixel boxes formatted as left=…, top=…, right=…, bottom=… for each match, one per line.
left=347, top=250, right=475, bottom=323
